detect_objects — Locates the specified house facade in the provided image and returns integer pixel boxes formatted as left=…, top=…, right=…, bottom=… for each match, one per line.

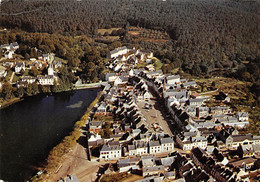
left=100, top=144, right=122, bottom=160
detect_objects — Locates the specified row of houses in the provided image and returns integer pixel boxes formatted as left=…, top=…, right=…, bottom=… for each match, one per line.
left=88, top=47, right=259, bottom=182
left=138, top=70, right=254, bottom=151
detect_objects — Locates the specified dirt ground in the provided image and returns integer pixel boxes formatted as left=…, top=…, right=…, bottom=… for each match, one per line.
left=48, top=132, right=108, bottom=182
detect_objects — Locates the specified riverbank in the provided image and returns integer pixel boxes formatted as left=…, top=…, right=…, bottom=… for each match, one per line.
left=0, top=97, right=23, bottom=109
left=31, top=90, right=104, bottom=181
left=0, top=83, right=103, bottom=110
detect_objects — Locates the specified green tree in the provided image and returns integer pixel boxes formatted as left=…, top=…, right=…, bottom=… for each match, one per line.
left=29, top=66, right=39, bottom=77
left=1, top=82, right=13, bottom=100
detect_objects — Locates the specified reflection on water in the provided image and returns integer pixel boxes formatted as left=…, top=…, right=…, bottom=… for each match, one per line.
left=66, top=101, right=84, bottom=108
left=0, top=89, right=99, bottom=181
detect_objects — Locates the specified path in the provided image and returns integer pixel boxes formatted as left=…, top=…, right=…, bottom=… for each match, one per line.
left=9, top=71, right=14, bottom=83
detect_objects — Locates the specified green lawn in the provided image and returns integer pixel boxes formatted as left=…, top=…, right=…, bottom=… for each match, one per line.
left=12, top=74, right=20, bottom=82
left=152, top=58, right=163, bottom=70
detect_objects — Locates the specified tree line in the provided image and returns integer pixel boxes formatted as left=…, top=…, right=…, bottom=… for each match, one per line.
left=1, top=0, right=259, bottom=75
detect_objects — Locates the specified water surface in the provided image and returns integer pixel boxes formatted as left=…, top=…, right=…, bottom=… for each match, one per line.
left=0, top=89, right=99, bottom=181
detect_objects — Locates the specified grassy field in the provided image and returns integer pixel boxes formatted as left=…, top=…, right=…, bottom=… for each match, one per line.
left=128, top=26, right=170, bottom=43
left=98, top=28, right=121, bottom=35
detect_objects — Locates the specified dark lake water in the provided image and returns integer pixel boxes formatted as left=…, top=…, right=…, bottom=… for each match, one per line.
left=0, top=89, right=99, bottom=182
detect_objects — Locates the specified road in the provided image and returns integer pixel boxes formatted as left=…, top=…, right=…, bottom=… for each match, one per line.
left=136, top=98, right=173, bottom=137
left=9, top=71, right=15, bottom=83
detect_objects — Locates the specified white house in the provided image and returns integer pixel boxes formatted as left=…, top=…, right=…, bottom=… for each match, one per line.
left=166, top=75, right=180, bottom=84
left=100, top=144, right=121, bottom=160
left=149, top=141, right=162, bottom=154
left=114, top=63, right=122, bottom=72
left=160, top=137, right=174, bottom=152
left=37, top=75, right=54, bottom=85
left=237, top=112, right=249, bottom=121
left=176, top=133, right=207, bottom=151
left=4, top=50, right=14, bottom=59
left=107, top=46, right=132, bottom=59
left=1, top=42, right=19, bottom=51
left=114, top=76, right=128, bottom=86
left=106, top=73, right=117, bottom=82
left=21, top=76, right=36, bottom=84
left=15, top=62, right=25, bottom=73
left=40, top=53, right=55, bottom=62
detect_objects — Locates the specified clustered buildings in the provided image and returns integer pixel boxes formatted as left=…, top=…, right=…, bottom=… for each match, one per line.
left=0, top=42, right=63, bottom=87
left=85, top=47, right=259, bottom=182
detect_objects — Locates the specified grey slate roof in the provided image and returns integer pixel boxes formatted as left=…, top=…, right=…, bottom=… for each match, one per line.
left=150, top=141, right=160, bottom=147
left=160, top=137, right=174, bottom=144
left=100, top=144, right=120, bottom=152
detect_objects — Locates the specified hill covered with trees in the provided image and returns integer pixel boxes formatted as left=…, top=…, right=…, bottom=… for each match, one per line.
left=1, top=0, right=259, bottom=76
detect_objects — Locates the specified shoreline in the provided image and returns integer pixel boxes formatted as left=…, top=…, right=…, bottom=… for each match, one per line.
left=0, top=85, right=102, bottom=110
left=31, top=89, right=104, bottom=181
left=0, top=97, right=23, bottom=109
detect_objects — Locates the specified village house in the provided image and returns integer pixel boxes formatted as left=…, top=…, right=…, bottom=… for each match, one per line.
left=166, top=75, right=180, bottom=84
left=117, top=158, right=140, bottom=173
left=94, top=102, right=108, bottom=116
left=107, top=46, right=128, bottom=59
left=88, top=133, right=104, bottom=148
left=30, top=61, right=42, bottom=69
left=176, top=132, right=207, bottom=151
left=37, top=75, right=54, bottom=85
left=229, top=157, right=256, bottom=170
left=143, top=91, right=152, bottom=101
left=15, top=62, right=25, bottom=73
left=160, top=137, right=174, bottom=152
left=54, top=60, right=63, bottom=68
left=142, top=165, right=165, bottom=177
left=89, top=121, right=102, bottom=134
left=236, top=112, right=249, bottom=121
left=225, top=134, right=260, bottom=148
left=129, top=141, right=149, bottom=156
left=114, top=76, right=128, bottom=86
left=181, top=81, right=197, bottom=88
left=145, top=64, right=155, bottom=71
left=149, top=141, right=162, bottom=154
left=4, top=50, right=15, bottom=59
left=39, top=53, right=55, bottom=62
left=100, top=144, right=122, bottom=160
left=210, top=106, right=232, bottom=115
left=21, top=76, right=36, bottom=84
left=105, top=73, right=117, bottom=82
left=188, top=98, right=204, bottom=107
left=0, top=66, right=7, bottom=78
left=216, top=91, right=231, bottom=102
left=1, top=42, right=19, bottom=51
left=2, top=62, right=14, bottom=68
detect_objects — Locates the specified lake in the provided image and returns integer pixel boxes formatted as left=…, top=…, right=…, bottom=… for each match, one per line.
left=0, top=89, right=99, bottom=181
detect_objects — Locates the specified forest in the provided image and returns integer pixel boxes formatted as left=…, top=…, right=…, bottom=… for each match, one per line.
left=1, top=0, right=259, bottom=76
left=0, top=0, right=259, bottom=102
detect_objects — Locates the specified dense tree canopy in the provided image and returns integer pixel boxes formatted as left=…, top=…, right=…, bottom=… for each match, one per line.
left=1, top=0, right=259, bottom=75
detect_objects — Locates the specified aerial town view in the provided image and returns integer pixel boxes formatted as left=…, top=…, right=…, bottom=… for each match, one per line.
left=0, top=0, right=259, bottom=182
